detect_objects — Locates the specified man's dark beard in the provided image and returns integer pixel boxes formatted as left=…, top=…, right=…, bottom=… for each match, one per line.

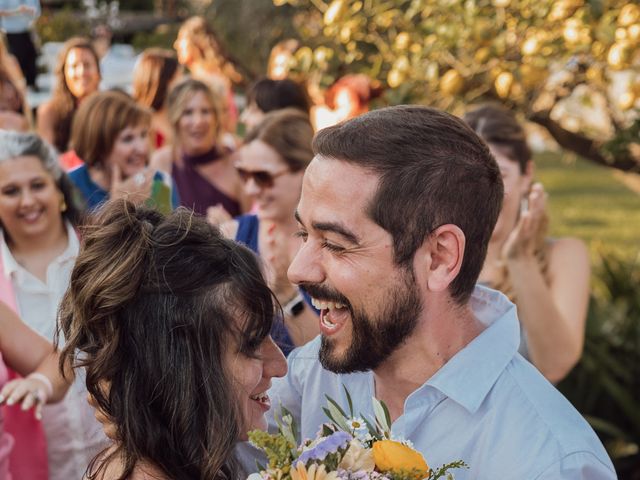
left=300, top=269, right=422, bottom=373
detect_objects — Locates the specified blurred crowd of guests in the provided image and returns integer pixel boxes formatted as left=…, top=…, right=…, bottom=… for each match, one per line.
left=0, top=13, right=590, bottom=479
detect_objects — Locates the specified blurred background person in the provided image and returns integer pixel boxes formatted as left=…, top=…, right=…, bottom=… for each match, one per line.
left=240, top=77, right=311, bottom=133
left=37, top=37, right=101, bottom=153
left=58, top=200, right=286, bottom=479
left=465, top=104, right=590, bottom=384
left=132, top=48, right=182, bottom=149
left=0, top=0, right=40, bottom=92
left=67, top=90, right=176, bottom=212
left=0, top=130, right=108, bottom=480
left=174, top=16, right=242, bottom=135
left=152, top=78, right=248, bottom=217
left=0, top=32, right=25, bottom=93
left=314, top=73, right=383, bottom=130
left=0, top=65, right=28, bottom=131
left=221, top=109, right=319, bottom=355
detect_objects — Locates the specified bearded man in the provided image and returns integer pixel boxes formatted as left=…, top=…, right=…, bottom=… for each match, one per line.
left=246, top=105, right=614, bottom=479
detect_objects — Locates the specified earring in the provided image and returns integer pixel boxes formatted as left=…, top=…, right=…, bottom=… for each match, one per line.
left=60, top=199, right=67, bottom=213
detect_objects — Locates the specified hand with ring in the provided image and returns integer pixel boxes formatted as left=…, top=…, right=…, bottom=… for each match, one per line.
left=0, top=373, right=53, bottom=420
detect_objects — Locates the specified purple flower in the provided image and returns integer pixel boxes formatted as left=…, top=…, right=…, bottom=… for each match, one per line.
left=298, top=431, right=353, bottom=463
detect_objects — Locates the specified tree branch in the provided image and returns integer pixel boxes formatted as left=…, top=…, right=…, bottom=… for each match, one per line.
left=528, top=112, right=640, bottom=173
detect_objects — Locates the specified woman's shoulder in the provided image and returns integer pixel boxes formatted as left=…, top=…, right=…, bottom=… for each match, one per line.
left=546, top=237, right=590, bottom=278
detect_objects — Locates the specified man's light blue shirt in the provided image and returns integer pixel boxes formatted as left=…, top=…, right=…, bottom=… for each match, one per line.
left=0, top=0, right=40, bottom=33
left=258, top=286, right=615, bottom=479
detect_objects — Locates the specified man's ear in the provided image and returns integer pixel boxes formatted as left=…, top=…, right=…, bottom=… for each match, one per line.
left=414, top=224, right=466, bottom=293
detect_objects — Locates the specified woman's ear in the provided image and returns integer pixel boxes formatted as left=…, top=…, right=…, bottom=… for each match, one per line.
left=414, top=224, right=466, bottom=293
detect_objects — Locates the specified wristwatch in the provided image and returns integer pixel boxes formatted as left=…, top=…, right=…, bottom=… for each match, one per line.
left=283, top=293, right=305, bottom=317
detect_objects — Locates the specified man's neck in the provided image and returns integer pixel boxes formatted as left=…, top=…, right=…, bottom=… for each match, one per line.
left=372, top=300, right=484, bottom=423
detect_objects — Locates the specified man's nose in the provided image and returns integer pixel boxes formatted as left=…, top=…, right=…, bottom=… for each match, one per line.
left=288, top=239, right=324, bottom=286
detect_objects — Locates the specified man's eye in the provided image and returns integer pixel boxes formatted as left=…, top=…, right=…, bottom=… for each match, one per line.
left=321, top=241, right=345, bottom=253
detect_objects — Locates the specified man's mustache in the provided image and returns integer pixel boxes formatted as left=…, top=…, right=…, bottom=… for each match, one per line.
left=298, top=283, right=351, bottom=309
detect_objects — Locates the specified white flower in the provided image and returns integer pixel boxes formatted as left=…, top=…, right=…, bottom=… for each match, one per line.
left=347, top=417, right=366, bottom=432
left=338, top=439, right=375, bottom=472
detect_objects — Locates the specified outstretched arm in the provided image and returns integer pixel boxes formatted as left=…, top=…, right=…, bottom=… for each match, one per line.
left=0, top=302, right=71, bottom=418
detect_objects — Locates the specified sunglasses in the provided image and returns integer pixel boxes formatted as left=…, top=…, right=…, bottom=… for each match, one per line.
left=236, top=167, right=290, bottom=188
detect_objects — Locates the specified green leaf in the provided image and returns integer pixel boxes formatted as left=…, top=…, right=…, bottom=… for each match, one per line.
left=372, top=396, right=391, bottom=435
left=343, top=384, right=354, bottom=417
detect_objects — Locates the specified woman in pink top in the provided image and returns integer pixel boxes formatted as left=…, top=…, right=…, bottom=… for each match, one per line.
left=0, top=301, right=71, bottom=479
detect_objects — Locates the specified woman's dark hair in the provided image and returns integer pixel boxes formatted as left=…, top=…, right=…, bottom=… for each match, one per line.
left=0, top=130, right=84, bottom=229
left=132, top=48, right=180, bottom=111
left=463, top=103, right=532, bottom=173
left=58, top=200, right=277, bottom=480
left=246, top=77, right=311, bottom=115
left=48, top=37, right=101, bottom=152
left=244, top=108, right=314, bottom=172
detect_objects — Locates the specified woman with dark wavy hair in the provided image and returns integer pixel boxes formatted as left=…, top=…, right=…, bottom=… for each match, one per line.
left=58, top=200, right=287, bottom=479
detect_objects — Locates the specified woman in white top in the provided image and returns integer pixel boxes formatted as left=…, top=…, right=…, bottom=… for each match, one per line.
left=0, top=131, right=107, bottom=479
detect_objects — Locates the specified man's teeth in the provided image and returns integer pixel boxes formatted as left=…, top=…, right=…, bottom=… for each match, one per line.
left=311, top=298, right=346, bottom=310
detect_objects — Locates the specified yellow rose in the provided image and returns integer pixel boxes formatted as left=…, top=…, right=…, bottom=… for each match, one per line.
left=372, top=440, right=430, bottom=478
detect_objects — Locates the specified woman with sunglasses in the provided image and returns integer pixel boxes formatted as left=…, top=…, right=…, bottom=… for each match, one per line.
left=152, top=78, right=250, bottom=217
left=221, top=109, right=319, bottom=355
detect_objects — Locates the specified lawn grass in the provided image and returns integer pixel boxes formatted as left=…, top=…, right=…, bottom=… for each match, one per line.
left=535, top=151, right=640, bottom=263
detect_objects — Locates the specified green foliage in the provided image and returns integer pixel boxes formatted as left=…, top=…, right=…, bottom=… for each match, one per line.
left=536, top=151, right=640, bottom=260
left=118, top=0, right=155, bottom=10
left=203, top=0, right=300, bottom=81
left=558, top=252, right=640, bottom=474
left=36, top=8, right=90, bottom=43
left=131, top=23, right=181, bottom=51
left=248, top=429, right=297, bottom=472
left=274, top=0, right=639, bottom=108
left=275, top=0, right=640, bottom=171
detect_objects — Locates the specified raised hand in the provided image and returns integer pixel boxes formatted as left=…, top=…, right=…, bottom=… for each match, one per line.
left=502, top=182, right=547, bottom=261
left=110, top=163, right=154, bottom=204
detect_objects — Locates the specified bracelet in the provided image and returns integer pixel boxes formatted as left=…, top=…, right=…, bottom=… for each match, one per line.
left=27, top=373, right=53, bottom=398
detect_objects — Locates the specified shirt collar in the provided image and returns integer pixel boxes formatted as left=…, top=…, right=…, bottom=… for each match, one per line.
left=424, top=285, right=520, bottom=414
left=1, top=222, right=79, bottom=278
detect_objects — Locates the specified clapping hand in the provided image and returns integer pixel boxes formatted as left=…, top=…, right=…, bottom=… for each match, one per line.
left=110, top=164, right=154, bottom=204
left=502, top=182, right=547, bottom=261
left=0, top=374, right=53, bottom=420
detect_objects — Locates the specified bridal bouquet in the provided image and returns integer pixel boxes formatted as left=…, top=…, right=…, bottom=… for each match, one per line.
left=248, top=388, right=466, bottom=480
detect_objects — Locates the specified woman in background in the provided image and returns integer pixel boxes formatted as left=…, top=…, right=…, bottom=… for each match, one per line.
left=174, top=16, right=243, bottom=134
left=58, top=200, right=287, bottom=479
left=465, top=104, right=590, bottom=384
left=221, top=109, right=319, bottom=354
left=0, top=301, right=73, bottom=479
left=152, top=78, right=248, bottom=217
left=132, top=48, right=182, bottom=149
left=36, top=37, right=101, bottom=153
left=67, top=91, right=176, bottom=212
left=0, top=130, right=107, bottom=480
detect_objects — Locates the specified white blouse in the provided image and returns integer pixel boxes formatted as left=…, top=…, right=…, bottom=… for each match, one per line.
left=0, top=223, right=108, bottom=480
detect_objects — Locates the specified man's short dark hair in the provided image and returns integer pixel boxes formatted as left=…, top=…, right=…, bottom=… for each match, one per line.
left=312, top=105, right=503, bottom=304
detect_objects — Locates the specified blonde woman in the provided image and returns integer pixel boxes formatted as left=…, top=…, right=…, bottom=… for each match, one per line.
left=152, top=78, right=249, bottom=217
